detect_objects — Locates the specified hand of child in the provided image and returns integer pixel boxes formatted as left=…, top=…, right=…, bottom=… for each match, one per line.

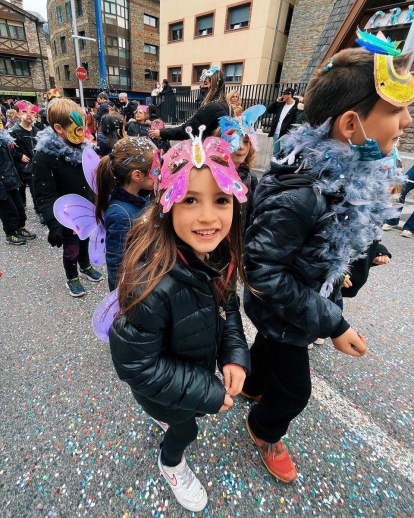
left=148, top=129, right=160, bottom=139
left=219, top=394, right=234, bottom=412
left=21, top=154, right=31, bottom=163
left=372, top=255, right=390, bottom=265
left=223, top=364, right=246, bottom=397
left=332, top=327, right=367, bottom=357
left=342, top=275, right=353, bottom=288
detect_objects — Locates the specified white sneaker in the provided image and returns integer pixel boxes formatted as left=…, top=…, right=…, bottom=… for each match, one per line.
left=158, top=452, right=208, bottom=512
left=401, top=230, right=413, bottom=238
left=151, top=417, right=169, bottom=432
left=382, top=223, right=397, bottom=231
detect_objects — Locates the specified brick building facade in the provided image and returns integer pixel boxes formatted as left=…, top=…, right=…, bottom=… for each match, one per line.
left=0, top=0, right=51, bottom=105
left=47, top=0, right=159, bottom=104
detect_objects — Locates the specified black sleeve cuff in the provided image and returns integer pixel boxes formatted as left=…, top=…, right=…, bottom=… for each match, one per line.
left=330, top=318, right=350, bottom=339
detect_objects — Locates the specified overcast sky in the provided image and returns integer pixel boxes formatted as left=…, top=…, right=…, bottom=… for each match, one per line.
left=23, top=0, right=48, bottom=20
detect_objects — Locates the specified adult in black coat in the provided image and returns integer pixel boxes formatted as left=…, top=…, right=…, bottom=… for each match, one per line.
left=118, top=93, right=138, bottom=123
left=149, top=69, right=229, bottom=141
left=94, top=92, right=110, bottom=126
left=267, top=87, right=298, bottom=156
left=158, top=79, right=175, bottom=121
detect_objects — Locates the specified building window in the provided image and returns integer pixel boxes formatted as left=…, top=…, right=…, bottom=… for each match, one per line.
left=227, top=3, right=251, bottom=30
left=144, top=13, right=158, bottom=28
left=275, top=62, right=283, bottom=84
left=144, top=43, right=158, bottom=55
left=60, top=36, right=67, bottom=53
left=105, top=35, right=130, bottom=59
left=53, top=40, right=57, bottom=55
left=82, top=62, right=88, bottom=73
left=56, top=6, right=64, bottom=23
left=223, top=62, right=243, bottom=83
left=0, top=19, right=26, bottom=40
left=79, top=30, right=86, bottom=50
left=193, top=64, right=210, bottom=83
left=195, top=13, right=213, bottom=37
left=56, top=66, right=61, bottom=81
left=0, top=58, right=30, bottom=76
left=76, top=0, right=83, bottom=16
left=168, top=66, right=182, bottom=84
left=107, top=65, right=130, bottom=87
left=145, top=68, right=159, bottom=81
left=64, top=64, right=71, bottom=80
left=65, top=1, right=72, bottom=21
left=119, top=67, right=130, bottom=86
left=103, top=0, right=129, bottom=29
left=169, top=20, right=183, bottom=42
left=284, top=4, right=294, bottom=36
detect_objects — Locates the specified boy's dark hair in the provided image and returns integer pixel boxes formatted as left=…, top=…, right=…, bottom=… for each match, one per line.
left=304, top=48, right=411, bottom=127
left=98, top=92, right=109, bottom=101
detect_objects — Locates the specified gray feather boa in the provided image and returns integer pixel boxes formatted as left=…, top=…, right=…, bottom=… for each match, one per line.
left=0, top=129, right=15, bottom=147
left=34, top=126, right=92, bottom=165
left=277, top=119, right=404, bottom=297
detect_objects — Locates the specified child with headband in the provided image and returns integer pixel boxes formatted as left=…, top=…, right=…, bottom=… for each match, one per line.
left=242, top=44, right=413, bottom=483
left=94, top=136, right=156, bottom=291
left=109, top=128, right=250, bottom=512
left=125, top=105, right=150, bottom=137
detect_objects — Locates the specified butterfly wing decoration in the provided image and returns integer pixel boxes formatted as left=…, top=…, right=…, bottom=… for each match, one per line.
left=149, top=149, right=162, bottom=182
left=88, top=223, right=106, bottom=266
left=159, top=142, right=193, bottom=212
left=204, top=137, right=248, bottom=203
left=355, top=28, right=401, bottom=56
left=53, top=194, right=98, bottom=240
left=241, top=104, right=266, bottom=151
left=92, top=288, right=119, bottom=342
left=82, top=147, right=101, bottom=194
left=219, top=115, right=242, bottom=152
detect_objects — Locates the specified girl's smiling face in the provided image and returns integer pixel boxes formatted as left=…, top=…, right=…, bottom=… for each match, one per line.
left=135, top=111, right=146, bottom=123
left=172, top=166, right=233, bottom=260
left=231, top=135, right=251, bottom=169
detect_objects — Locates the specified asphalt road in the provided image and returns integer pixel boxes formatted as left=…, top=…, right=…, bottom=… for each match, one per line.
left=0, top=202, right=413, bottom=518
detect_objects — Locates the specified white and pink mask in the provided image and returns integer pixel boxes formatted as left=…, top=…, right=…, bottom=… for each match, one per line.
left=159, top=126, right=248, bottom=213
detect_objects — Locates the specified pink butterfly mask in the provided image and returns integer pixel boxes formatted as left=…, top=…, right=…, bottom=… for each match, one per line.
left=159, top=126, right=248, bottom=213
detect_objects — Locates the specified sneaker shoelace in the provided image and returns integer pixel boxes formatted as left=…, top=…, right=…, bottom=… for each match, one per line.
left=262, top=441, right=285, bottom=461
left=178, top=463, right=199, bottom=492
left=69, top=277, right=82, bottom=288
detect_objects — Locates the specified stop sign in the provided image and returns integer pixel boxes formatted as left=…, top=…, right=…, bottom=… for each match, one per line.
left=76, top=67, right=87, bottom=81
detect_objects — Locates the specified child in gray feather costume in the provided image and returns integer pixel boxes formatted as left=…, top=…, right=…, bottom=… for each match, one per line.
left=242, top=47, right=412, bottom=483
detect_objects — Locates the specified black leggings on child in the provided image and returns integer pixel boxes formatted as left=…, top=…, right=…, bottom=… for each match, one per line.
left=62, top=232, right=90, bottom=279
left=134, top=392, right=199, bottom=467
left=244, top=333, right=312, bottom=444
left=0, top=188, right=26, bottom=236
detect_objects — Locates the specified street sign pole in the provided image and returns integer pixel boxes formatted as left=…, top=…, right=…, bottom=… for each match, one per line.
left=70, top=0, right=84, bottom=108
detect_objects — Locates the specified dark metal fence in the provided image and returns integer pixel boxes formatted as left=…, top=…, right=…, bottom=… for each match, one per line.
left=154, top=82, right=308, bottom=129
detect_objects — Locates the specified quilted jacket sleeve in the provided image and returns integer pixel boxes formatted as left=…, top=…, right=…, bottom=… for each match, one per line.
left=32, top=151, right=62, bottom=232
left=105, top=206, right=131, bottom=286
left=109, top=290, right=226, bottom=414
left=244, top=190, right=349, bottom=339
left=217, top=292, right=251, bottom=374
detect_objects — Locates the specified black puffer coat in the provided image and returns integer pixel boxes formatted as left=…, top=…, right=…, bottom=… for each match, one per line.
left=0, top=132, right=21, bottom=200
left=9, top=124, right=38, bottom=179
left=109, top=246, right=251, bottom=414
left=244, top=160, right=350, bottom=347
left=160, top=99, right=229, bottom=141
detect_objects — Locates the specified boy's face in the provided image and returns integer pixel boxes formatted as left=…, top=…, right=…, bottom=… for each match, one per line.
left=358, top=99, right=412, bottom=154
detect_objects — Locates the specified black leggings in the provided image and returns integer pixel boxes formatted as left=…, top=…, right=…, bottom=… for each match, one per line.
left=244, top=333, right=312, bottom=443
left=134, top=392, right=199, bottom=467
left=62, top=233, right=90, bottom=279
left=0, top=188, right=26, bottom=236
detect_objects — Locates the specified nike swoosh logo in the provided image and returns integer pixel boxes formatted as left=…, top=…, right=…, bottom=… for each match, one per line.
left=162, top=468, right=177, bottom=486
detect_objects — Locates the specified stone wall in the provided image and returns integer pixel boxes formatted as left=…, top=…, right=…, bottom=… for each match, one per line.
left=280, top=0, right=334, bottom=84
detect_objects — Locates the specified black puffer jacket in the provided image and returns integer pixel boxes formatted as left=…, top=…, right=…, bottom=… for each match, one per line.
left=125, top=121, right=150, bottom=137
left=244, top=160, right=350, bottom=347
left=160, top=99, right=229, bottom=141
left=0, top=131, right=21, bottom=200
left=109, top=246, right=251, bottom=414
left=10, top=124, right=38, bottom=179
left=267, top=99, right=298, bottom=138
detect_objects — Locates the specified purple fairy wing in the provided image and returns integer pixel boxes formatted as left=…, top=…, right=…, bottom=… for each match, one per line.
left=82, top=147, right=100, bottom=194
left=53, top=194, right=98, bottom=240
left=88, top=223, right=106, bottom=266
left=210, top=163, right=248, bottom=203
left=92, top=289, right=119, bottom=342
left=160, top=164, right=192, bottom=213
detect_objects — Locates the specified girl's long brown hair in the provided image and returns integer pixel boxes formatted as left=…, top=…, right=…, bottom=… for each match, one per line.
left=94, top=138, right=155, bottom=225
left=118, top=166, right=250, bottom=315
left=202, top=70, right=227, bottom=106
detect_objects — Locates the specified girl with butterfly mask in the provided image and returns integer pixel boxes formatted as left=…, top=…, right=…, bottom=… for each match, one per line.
left=108, top=128, right=251, bottom=513
left=94, top=136, right=157, bottom=291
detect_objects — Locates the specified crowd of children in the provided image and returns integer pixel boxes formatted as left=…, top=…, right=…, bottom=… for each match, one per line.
left=1, top=41, right=413, bottom=513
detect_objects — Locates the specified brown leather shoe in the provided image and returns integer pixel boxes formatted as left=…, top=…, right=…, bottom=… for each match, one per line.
left=246, top=419, right=298, bottom=483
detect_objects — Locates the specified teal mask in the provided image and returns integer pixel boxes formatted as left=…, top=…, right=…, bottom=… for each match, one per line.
left=348, top=114, right=387, bottom=162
